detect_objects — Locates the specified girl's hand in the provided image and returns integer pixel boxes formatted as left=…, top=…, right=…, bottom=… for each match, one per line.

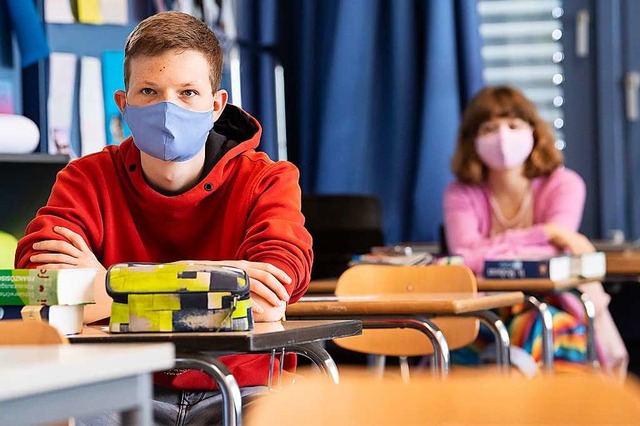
left=544, top=223, right=595, bottom=254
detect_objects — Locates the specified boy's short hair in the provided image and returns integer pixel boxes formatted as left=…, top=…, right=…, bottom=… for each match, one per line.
left=451, top=85, right=564, bottom=184
left=124, top=11, right=223, bottom=93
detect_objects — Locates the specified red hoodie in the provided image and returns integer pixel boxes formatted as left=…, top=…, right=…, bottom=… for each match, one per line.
left=15, top=105, right=313, bottom=390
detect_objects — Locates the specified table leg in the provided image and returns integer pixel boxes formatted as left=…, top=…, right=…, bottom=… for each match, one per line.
left=463, top=310, right=511, bottom=370
left=361, top=316, right=450, bottom=376
left=175, top=356, right=242, bottom=426
left=286, top=343, right=341, bottom=384
left=120, top=374, right=153, bottom=426
left=526, top=295, right=554, bottom=371
left=569, top=289, right=599, bottom=368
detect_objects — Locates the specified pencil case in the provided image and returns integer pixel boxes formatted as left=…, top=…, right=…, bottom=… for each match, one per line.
left=106, top=262, right=253, bottom=333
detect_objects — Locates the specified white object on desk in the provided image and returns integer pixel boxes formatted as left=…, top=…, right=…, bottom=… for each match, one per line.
left=0, top=343, right=174, bottom=426
left=0, top=114, right=40, bottom=154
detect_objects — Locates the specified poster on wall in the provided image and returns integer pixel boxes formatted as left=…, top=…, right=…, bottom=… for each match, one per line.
left=80, top=56, right=106, bottom=156
left=47, top=52, right=78, bottom=158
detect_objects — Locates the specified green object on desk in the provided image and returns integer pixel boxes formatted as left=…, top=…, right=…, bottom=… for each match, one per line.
left=0, top=231, right=17, bottom=269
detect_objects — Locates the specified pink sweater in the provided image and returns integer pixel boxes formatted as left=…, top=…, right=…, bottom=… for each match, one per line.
left=444, top=168, right=627, bottom=372
left=443, top=167, right=585, bottom=274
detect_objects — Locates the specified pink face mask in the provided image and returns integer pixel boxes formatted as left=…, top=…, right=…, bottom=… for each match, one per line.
left=474, top=126, right=534, bottom=170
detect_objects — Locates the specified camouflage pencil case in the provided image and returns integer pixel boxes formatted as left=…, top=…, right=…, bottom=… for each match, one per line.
left=106, top=263, right=253, bottom=333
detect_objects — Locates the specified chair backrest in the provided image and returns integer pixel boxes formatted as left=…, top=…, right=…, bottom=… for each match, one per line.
left=302, top=194, right=384, bottom=280
left=334, top=264, right=479, bottom=356
left=0, top=320, right=68, bottom=345
left=245, top=371, right=640, bottom=426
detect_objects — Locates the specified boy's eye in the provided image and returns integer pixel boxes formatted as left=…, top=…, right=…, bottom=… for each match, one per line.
left=140, top=88, right=155, bottom=95
left=182, top=90, right=198, bottom=97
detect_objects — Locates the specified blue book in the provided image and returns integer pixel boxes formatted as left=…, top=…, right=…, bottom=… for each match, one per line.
left=101, top=51, right=131, bottom=146
left=0, top=305, right=23, bottom=319
left=483, top=256, right=571, bottom=281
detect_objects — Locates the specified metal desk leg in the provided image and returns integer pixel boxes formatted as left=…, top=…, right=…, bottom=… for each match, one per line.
left=120, top=374, right=153, bottom=426
left=286, top=343, right=340, bottom=384
left=464, top=310, right=511, bottom=370
left=526, top=296, right=554, bottom=371
left=570, top=289, right=599, bottom=368
left=362, top=317, right=450, bottom=376
left=175, top=357, right=242, bottom=426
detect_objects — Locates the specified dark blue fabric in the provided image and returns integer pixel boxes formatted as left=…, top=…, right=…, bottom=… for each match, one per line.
left=237, top=0, right=483, bottom=242
left=3, top=0, right=49, bottom=67
left=0, top=0, right=13, bottom=67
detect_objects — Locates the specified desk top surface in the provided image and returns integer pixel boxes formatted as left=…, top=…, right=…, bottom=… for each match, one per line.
left=69, top=319, right=362, bottom=353
left=605, top=251, right=640, bottom=276
left=0, top=343, right=174, bottom=401
left=476, top=276, right=601, bottom=291
left=287, top=292, right=524, bottom=316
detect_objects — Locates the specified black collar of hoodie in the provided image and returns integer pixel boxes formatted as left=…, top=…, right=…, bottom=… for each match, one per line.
left=200, top=104, right=258, bottom=178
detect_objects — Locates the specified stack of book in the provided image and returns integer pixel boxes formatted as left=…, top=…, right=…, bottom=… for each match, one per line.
left=350, top=246, right=464, bottom=267
left=0, top=268, right=96, bottom=335
left=482, top=252, right=607, bottom=281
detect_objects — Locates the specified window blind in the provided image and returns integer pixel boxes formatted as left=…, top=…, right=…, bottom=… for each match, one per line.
left=478, top=0, right=566, bottom=149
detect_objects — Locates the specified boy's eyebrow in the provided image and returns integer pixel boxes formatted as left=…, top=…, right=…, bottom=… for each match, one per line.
left=133, top=80, right=204, bottom=87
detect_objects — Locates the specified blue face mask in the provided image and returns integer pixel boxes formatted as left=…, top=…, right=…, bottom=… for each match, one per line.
left=123, top=101, right=214, bottom=162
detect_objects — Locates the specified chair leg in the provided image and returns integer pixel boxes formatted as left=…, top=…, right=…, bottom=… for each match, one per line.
left=399, top=356, right=410, bottom=383
left=371, top=355, right=386, bottom=377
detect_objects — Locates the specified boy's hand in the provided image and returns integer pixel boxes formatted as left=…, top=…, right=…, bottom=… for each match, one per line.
left=251, top=292, right=287, bottom=322
left=171, top=260, right=292, bottom=316
left=222, top=260, right=291, bottom=304
left=30, top=226, right=106, bottom=272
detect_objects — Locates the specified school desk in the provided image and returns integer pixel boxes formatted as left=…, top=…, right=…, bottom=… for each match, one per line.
left=604, top=250, right=640, bottom=276
left=477, top=277, right=603, bottom=371
left=286, top=292, right=525, bottom=374
left=592, top=240, right=640, bottom=277
left=245, top=370, right=640, bottom=425
left=69, top=319, right=362, bottom=426
left=0, top=343, right=174, bottom=426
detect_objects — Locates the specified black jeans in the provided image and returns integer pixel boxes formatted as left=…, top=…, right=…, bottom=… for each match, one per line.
left=75, top=386, right=268, bottom=426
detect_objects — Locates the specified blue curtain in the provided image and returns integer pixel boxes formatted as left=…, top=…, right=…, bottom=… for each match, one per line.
left=236, top=0, right=483, bottom=243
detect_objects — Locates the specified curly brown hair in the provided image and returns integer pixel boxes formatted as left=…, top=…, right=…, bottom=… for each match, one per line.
left=451, top=85, right=563, bottom=184
left=124, top=11, right=223, bottom=93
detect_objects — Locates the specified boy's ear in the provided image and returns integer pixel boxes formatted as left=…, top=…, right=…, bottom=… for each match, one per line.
left=212, top=90, right=228, bottom=122
left=114, top=90, right=127, bottom=114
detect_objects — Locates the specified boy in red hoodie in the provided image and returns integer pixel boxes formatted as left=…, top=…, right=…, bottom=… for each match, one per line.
left=15, top=11, right=312, bottom=425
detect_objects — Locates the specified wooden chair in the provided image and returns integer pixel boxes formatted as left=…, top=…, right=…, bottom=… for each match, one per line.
left=333, top=264, right=479, bottom=377
left=0, top=319, right=68, bottom=345
left=246, top=370, right=640, bottom=425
